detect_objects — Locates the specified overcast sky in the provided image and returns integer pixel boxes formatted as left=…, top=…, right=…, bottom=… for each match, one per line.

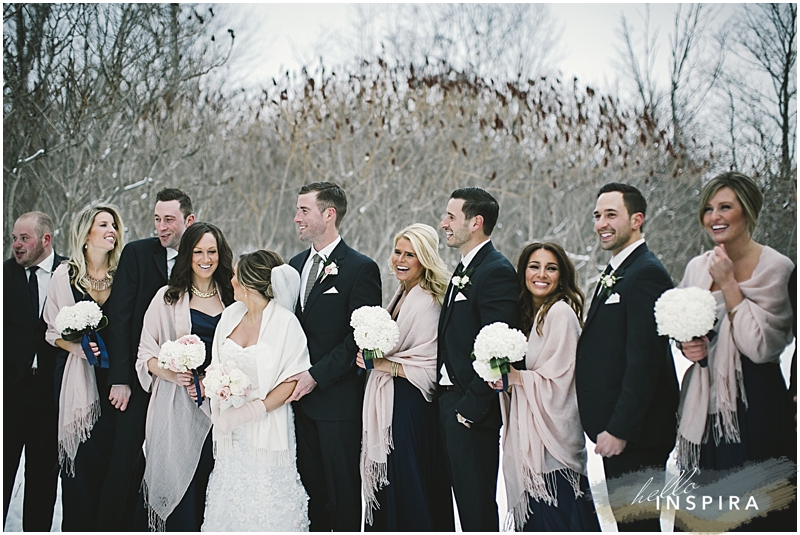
left=217, top=3, right=738, bottom=93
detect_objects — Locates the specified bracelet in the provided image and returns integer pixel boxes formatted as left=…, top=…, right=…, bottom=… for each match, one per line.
left=727, top=303, right=741, bottom=320
left=390, top=361, right=399, bottom=378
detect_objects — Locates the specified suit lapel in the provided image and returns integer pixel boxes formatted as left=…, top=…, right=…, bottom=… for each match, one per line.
left=440, top=242, right=495, bottom=330
left=584, top=243, right=649, bottom=328
left=302, top=240, right=347, bottom=319
left=290, top=250, right=311, bottom=316
left=153, top=241, right=168, bottom=281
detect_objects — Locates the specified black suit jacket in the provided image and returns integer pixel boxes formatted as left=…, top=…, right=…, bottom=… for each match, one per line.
left=576, top=243, right=679, bottom=447
left=3, top=254, right=67, bottom=394
left=437, top=242, right=518, bottom=427
left=289, top=239, right=381, bottom=421
left=104, top=237, right=168, bottom=386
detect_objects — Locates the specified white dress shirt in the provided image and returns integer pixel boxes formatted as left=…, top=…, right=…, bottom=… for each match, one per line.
left=166, top=247, right=178, bottom=278
left=609, top=237, right=646, bottom=272
left=28, top=251, right=56, bottom=368
left=300, top=236, right=341, bottom=311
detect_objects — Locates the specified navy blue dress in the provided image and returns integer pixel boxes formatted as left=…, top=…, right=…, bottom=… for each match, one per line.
left=520, top=472, right=601, bottom=532
left=159, top=309, right=219, bottom=532
left=59, top=284, right=116, bottom=531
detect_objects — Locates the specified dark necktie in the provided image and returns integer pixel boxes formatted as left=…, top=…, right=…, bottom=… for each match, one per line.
left=28, top=266, right=40, bottom=318
left=303, top=254, right=322, bottom=308
left=446, top=262, right=465, bottom=306
left=593, top=264, right=613, bottom=299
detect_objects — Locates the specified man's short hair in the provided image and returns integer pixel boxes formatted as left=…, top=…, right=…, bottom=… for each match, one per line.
left=450, top=187, right=500, bottom=235
left=597, top=182, right=647, bottom=230
left=156, top=188, right=193, bottom=219
left=298, top=182, right=348, bottom=228
left=17, top=211, right=55, bottom=240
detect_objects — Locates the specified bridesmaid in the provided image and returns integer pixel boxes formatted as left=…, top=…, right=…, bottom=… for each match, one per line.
left=356, top=223, right=454, bottom=531
left=489, top=242, right=600, bottom=531
left=135, top=222, right=234, bottom=530
left=43, top=204, right=125, bottom=531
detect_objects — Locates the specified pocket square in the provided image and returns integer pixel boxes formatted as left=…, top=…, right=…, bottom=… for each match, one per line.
left=604, top=292, right=621, bottom=304
left=323, top=287, right=338, bottom=295
left=454, top=292, right=467, bottom=302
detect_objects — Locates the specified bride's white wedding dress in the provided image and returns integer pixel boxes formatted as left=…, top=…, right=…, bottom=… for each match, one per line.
left=202, top=339, right=309, bottom=532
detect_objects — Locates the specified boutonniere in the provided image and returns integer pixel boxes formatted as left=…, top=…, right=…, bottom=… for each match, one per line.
left=597, top=271, right=622, bottom=301
left=317, top=255, right=339, bottom=283
left=451, top=267, right=474, bottom=291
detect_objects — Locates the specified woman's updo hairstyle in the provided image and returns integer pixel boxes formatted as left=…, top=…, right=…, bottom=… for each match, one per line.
left=236, top=249, right=284, bottom=300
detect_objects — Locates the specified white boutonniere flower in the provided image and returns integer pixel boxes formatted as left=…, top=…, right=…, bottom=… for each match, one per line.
left=597, top=270, right=622, bottom=301
left=317, top=256, right=339, bottom=283
left=451, top=267, right=473, bottom=290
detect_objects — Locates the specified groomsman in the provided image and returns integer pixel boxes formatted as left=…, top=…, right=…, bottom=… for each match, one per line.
left=437, top=187, right=518, bottom=531
left=3, top=212, right=64, bottom=531
left=576, top=183, right=679, bottom=531
left=286, top=182, right=381, bottom=531
left=102, top=188, right=195, bottom=530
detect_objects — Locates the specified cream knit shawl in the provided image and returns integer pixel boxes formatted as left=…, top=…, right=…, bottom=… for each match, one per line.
left=210, top=300, right=311, bottom=462
left=361, top=284, right=440, bottom=525
left=500, top=300, right=587, bottom=528
left=137, top=286, right=214, bottom=530
left=43, top=263, right=99, bottom=476
left=676, top=246, right=794, bottom=470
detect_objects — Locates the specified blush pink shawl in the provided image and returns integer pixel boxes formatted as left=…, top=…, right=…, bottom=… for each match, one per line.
left=500, top=300, right=587, bottom=528
left=675, top=246, right=794, bottom=469
left=360, top=284, right=440, bottom=525
left=137, top=286, right=214, bottom=530
left=43, top=263, right=99, bottom=476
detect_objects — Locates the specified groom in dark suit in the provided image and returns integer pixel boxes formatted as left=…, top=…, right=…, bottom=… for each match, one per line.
left=4, top=212, right=65, bottom=531
left=102, top=188, right=194, bottom=530
left=437, top=187, right=518, bottom=531
left=576, top=183, right=679, bottom=531
left=286, top=182, right=381, bottom=531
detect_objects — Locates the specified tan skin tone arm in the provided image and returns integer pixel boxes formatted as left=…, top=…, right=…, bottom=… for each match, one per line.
left=263, top=381, right=297, bottom=412
left=355, top=350, right=407, bottom=378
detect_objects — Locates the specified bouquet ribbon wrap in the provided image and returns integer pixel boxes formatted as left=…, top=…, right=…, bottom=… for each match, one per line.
left=80, top=331, right=109, bottom=368
left=363, top=349, right=382, bottom=371
left=192, top=370, right=203, bottom=407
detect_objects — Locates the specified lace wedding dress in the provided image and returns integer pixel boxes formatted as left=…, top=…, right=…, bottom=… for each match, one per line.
left=202, top=339, right=309, bottom=532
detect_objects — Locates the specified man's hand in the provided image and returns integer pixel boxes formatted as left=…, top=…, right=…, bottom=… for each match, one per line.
left=284, top=370, right=317, bottom=403
left=109, top=384, right=131, bottom=411
left=594, top=431, right=627, bottom=457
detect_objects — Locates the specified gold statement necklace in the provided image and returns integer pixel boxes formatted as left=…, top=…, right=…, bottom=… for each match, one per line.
left=190, top=284, right=218, bottom=298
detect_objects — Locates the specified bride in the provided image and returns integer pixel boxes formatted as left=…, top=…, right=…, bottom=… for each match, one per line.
left=202, top=250, right=310, bottom=531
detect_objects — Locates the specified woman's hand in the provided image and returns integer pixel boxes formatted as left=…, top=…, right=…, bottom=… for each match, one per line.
left=109, top=384, right=131, bottom=411
left=708, top=245, right=736, bottom=287
left=355, top=349, right=365, bottom=370
left=187, top=375, right=205, bottom=401
left=174, top=371, right=193, bottom=388
left=486, top=367, right=520, bottom=391
left=678, top=337, right=708, bottom=363
left=72, top=341, right=99, bottom=360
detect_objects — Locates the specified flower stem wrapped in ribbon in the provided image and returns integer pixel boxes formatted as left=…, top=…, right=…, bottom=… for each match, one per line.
left=350, top=306, right=400, bottom=371
left=54, top=301, right=110, bottom=368
left=655, top=287, right=718, bottom=368
left=158, top=334, right=207, bottom=407
left=471, top=322, right=528, bottom=392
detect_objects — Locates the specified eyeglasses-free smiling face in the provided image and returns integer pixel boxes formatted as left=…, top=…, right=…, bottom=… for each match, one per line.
left=391, top=237, right=424, bottom=288
left=12, top=218, right=47, bottom=268
left=525, top=248, right=561, bottom=306
left=85, top=211, right=118, bottom=253
left=702, top=187, right=749, bottom=245
left=593, top=191, right=639, bottom=256
left=440, top=198, right=472, bottom=249
left=154, top=200, right=191, bottom=250
left=191, top=232, right=219, bottom=283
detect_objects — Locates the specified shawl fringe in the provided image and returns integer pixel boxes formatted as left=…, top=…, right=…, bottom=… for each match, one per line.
left=508, top=467, right=583, bottom=529
left=58, top=399, right=100, bottom=477
left=141, top=479, right=168, bottom=532
left=362, top=426, right=394, bottom=526
left=212, top=434, right=292, bottom=467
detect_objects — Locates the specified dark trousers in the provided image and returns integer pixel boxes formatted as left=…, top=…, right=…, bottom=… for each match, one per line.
left=294, top=403, right=362, bottom=531
left=438, top=390, right=500, bottom=532
left=3, top=371, right=59, bottom=532
left=97, top=383, right=148, bottom=531
left=602, top=442, right=672, bottom=532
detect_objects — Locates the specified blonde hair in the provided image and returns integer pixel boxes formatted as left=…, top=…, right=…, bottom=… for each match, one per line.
left=387, top=223, right=449, bottom=304
left=698, top=171, right=763, bottom=236
left=236, top=250, right=283, bottom=300
left=67, top=204, right=125, bottom=291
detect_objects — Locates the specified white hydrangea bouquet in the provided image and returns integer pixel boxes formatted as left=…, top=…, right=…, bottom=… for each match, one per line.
left=158, top=334, right=208, bottom=406
left=350, top=305, right=400, bottom=370
left=202, top=360, right=254, bottom=412
left=471, top=322, right=528, bottom=392
left=54, top=301, right=109, bottom=368
left=654, top=287, right=717, bottom=368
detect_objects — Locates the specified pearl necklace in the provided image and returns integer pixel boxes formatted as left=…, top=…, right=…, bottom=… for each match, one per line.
left=190, top=284, right=218, bottom=298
